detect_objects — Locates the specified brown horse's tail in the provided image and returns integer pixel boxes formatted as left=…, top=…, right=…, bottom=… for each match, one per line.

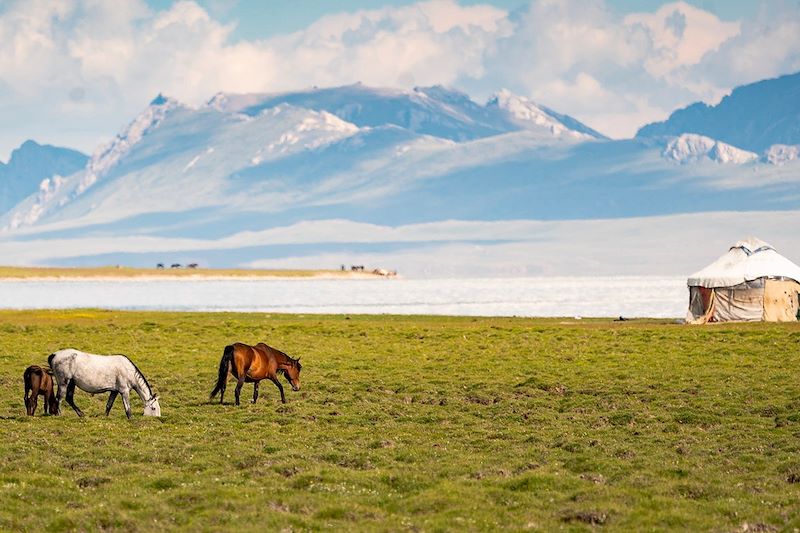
left=210, top=345, right=234, bottom=399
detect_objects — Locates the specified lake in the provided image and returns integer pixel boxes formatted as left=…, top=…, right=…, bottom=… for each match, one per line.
left=0, top=276, right=688, bottom=318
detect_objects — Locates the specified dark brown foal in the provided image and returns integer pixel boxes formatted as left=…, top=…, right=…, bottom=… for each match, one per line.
left=23, top=365, right=58, bottom=415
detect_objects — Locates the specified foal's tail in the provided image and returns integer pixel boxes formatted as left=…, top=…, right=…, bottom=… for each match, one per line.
left=210, top=345, right=234, bottom=399
left=23, top=366, right=36, bottom=393
left=23, top=365, right=46, bottom=394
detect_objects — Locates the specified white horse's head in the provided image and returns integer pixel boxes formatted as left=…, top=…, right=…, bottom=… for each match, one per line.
left=144, top=395, right=161, bottom=417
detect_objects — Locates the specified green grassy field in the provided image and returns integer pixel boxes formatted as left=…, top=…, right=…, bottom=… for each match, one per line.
left=1, top=310, right=799, bottom=531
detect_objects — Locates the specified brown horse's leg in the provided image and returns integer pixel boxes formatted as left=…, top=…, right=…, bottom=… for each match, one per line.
left=269, top=376, right=286, bottom=404
left=252, top=381, right=259, bottom=404
left=234, top=374, right=246, bottom=406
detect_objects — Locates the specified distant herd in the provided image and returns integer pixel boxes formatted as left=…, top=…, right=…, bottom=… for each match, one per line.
left=22, top=342, right=302, bottom=418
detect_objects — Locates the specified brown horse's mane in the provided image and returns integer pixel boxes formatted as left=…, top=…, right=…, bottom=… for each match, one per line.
left=258, top=343, right=301, bottom=368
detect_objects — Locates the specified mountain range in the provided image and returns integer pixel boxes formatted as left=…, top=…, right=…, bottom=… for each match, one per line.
left=636, top=71, right=800, bottom=153
left=0, top=140, right=87, bottom=216
left=0, top=73, right=798, bottom=276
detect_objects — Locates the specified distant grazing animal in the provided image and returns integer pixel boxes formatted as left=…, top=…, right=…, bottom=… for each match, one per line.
left=156, top=263, right=165, bottom=269
left=210, top=342, right=302, bottom=405
left=187, top=263, right=198, bottom=269
left=170, top=263, right=181, bottom=268
left=48, top=349, right=161, bottom=418
left=23, top=365, right=58, bottom=415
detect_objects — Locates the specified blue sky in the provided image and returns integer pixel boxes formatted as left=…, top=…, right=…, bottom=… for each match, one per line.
left=0, top=0, right=796, bottom=159
left=144, top=0, right=758, bottom=41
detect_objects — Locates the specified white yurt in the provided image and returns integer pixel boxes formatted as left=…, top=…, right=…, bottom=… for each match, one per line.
left=686, top=237, right=800, bottom=323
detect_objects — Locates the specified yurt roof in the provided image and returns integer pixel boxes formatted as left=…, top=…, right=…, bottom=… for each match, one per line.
left=687, top=237, right=800, bottom=288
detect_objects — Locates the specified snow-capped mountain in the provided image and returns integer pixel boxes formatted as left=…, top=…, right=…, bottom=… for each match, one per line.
left=637, top=71, right=800, bottom=152
left=486, top=90, right=604, bottom=140
left=763, top=144, right=800, bottom=165
left=208, top=83, right=606, bottom=142
left=2, top=98, right=377, bottom=230
left=1, top=78, right=799, bottom=274
left=662, top=134, right=758, bottom=165
left=1, top=85, right=608, bottom=231
left=0, top=140, right=87, bottom=215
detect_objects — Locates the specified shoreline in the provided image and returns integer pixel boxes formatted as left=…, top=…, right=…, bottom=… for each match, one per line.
left=0, top=267, right=397, bottom=282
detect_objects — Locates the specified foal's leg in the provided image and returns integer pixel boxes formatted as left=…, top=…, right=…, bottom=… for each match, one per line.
left=24, top=379, right=32, bottom=415
left=252, top=381, right=260, bottom=404
left=105, top=391, right=119, bottom=416
left=269, top=376, right=286, bottom=404
left=29, top=385, right=40, bottom=416
left=65, top=379, right=84, bottom=417
left=120, top=390, right=132, bottom=419
left=27, top=380, right=40, bottom=415
left=43, top=389, right=52, bottom=415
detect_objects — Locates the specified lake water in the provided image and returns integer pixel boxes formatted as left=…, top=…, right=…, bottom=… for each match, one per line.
left=0, top=277, right=688, bottom=318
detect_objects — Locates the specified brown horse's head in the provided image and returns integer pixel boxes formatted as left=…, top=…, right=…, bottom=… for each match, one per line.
left=279, top=357, right=302, bottom=392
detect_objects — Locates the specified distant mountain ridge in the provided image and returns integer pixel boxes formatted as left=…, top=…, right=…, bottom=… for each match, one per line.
left=0, top=77, right=799, bottom=274
left=0, top=140, right=87, bottom=214
left=208, top=83, right=607, bottom=142
left=636, top=71, right=800, bottom=152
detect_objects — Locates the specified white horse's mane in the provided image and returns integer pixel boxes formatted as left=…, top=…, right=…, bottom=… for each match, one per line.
left=120, top=355, right=154, bottom=400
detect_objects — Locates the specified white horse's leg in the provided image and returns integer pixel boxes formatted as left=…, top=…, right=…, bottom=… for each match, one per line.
left=105, top=391, right=119, bottom=416
left=65, top=379, right=84, bottom=417
left=55, top=377, right=69, bottom=415
left=120, top=389, right=132, bottom=419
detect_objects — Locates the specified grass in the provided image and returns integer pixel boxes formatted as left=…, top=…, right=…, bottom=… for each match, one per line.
left=0, top=266, right=359, bottom=279
left=0, top=310, right=799, bottom=531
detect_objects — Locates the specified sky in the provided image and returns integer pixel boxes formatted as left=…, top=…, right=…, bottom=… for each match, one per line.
left=1, top=0, right=798, bottom=160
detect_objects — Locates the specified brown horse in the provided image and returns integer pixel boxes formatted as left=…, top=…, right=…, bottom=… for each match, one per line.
left=23, top=365, right=58, bottom=415
left=210, top=342, right=302, bottom=405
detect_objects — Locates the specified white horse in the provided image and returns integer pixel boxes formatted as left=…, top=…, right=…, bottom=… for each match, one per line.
left=48, top=349, right=161, bottom=418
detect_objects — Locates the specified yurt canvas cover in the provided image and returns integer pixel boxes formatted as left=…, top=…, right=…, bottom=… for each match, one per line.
left=687, top=237, right=800, bottom=323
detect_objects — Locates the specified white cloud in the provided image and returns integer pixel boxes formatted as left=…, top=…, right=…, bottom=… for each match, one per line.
left=625, top=1, right=740, bottom=78
left=0, top=0, right=797, bottom=158
left=682, top=4, right=800, bottom=97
